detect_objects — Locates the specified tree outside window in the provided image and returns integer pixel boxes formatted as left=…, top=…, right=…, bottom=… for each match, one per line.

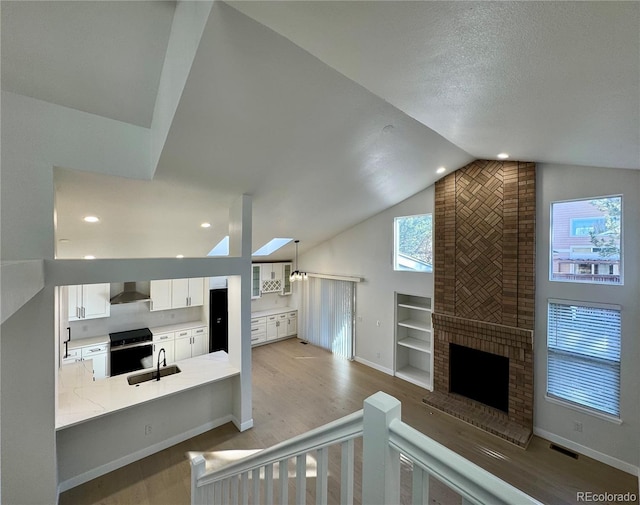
left=394, top=214, right=432, bottom=272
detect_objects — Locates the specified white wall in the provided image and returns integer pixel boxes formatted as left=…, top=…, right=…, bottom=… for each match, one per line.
left=534, top=163, right=639, bottom=473
left=251, top=290, right=295, bottom=313
left=298, top=187, right=435, bottom=374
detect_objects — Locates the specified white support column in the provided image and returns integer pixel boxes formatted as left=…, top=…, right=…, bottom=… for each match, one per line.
left=362, top=392, right=402, bottom=505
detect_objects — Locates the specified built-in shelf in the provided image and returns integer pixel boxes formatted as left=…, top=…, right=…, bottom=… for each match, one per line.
left=395, top=293, right=433, bottom=391
left=398, top=318, right=430, bottom=332
left=397, top=336, right=431, bottom=353
left=395, top=365, right=431, bottom=389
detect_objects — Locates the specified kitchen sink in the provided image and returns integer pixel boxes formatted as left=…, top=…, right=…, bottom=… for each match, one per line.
left=127, top=365, right=181, bottom=385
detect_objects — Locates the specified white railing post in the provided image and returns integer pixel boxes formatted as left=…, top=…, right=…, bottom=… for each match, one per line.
left=362, top=392, right=402, bottom=505
left=190, top=454, right=207, bottom=505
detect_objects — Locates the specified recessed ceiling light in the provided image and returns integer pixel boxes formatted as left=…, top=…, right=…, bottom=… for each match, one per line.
left=436, top=167, right=446, bottom=174
left=83, top=216, right=100, bottom=223
left=200, top=222, right=211, bottom=228
left=176, top=254, right=184, bottom=258
left=382, top=124, right=395, bottom=134
left=83, top=255, right=95, bottom=260
left=497, top=153, right=509, bottom=159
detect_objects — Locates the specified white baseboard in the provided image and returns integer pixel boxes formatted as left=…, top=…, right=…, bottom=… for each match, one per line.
left=57, top=414, right=234, bottom=494
left=232, top=416, right=254, bottom=432
left=354, top=356, right=393, bottom=376
left=534, top=427, right=639, bottom=476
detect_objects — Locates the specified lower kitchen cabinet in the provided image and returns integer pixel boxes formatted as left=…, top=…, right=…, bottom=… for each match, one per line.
left=252, top=309, right=298, bottom=346
left=152, top=332, right=175, bottom=365
left=174, top=327, right=208, bottom=361
left=62, top=342, right=109, bottom=380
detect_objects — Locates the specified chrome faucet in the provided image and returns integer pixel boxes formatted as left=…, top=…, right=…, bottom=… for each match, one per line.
left=156, top=348, right=166, bottom=381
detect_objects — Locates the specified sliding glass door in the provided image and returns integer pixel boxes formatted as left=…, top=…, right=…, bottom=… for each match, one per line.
left=301, top=277, right=355, bottom=359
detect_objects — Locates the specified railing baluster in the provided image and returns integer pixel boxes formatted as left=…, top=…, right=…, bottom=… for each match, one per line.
left=412, top=466, right=429, bottom=505
left=241, top=472, right=249, bottom=505
left=222, top=478, right=230, bottom=505
left=265, top=463, right=274, bottom=505
left=279, top=459, right=289, bottom=505
left=340, top=439, right=354, bottom=505
left=296, top=454, right=307, bottom=505
left=213, top=481, right=222, bottom=505
left=252, top=468, right=261, bottom=504
left=316, top=447, right=328, bottom=505
left=230, top=475, right=239, bottom=505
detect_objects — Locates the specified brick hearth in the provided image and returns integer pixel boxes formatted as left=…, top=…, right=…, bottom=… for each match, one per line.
left=425, top=160, right=535, bottom=447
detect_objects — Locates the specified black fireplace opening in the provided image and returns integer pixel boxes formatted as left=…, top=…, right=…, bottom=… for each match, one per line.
left=449, top=343, right=509, bottom=413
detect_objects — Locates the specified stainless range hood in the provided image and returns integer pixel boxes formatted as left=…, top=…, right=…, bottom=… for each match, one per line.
left=110, top=282, right=151, bottom=305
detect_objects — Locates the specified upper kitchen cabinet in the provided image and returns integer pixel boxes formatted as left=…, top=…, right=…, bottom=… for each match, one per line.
left=68, top=283, right=111, bottom=321
left=254, top=263, right=292, bottom=296
left=149, top=279, right=172, bottom=312
left=260, top=263, right=282, bottom=294
left=251, top=264, right=262, bottom=299
left=172, top=278, right=205, bottom=308
left=150, top=278, right=205, bottom=311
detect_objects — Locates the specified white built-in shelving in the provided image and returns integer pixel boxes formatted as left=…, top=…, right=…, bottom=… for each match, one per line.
left=394, top=293, right=433, bottom=390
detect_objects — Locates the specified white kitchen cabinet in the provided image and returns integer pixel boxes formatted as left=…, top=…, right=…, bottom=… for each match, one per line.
left=394, top=293, right=433, bottom=391
left=251, top=264, right=262, bottom=299
left=62, top=342, right=108, bottom=380
left=149, top=278, right=205, bottom=311
left=266, top=315, right=278, bottom=341
left=82, top=344, right=109, bottom=380
left=150, top=280, right=172, bottom=312
left=276, top=313, right=289, bottom=339
left=171, top=278, right=205, bottom=309
left=68, top=283, right=111, bottom=321
left=286, top=311, right=297, bottom=336
left=250, top=317, right=267, bottom=346
left=281, top=263, right=293, bottom=295
left=174, top=326, right=208, bottom=360
left=152, top=332, right=175, bottom=365
left=260, top=264, right=283, bottom=294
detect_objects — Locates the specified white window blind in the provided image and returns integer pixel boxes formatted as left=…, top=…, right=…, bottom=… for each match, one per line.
left=547, top=300, right=621, bottom=417
left=301, top=277, right=354, bottom=359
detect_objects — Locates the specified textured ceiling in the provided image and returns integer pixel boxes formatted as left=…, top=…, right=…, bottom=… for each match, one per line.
left=2, top=1, right=638, bottom=260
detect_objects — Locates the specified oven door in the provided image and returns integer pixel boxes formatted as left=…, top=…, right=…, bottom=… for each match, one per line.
left=110, top=341, right=153, bottom=377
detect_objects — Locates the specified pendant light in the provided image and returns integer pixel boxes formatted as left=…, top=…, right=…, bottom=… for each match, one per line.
left=290, top=240, right=308, bottom=282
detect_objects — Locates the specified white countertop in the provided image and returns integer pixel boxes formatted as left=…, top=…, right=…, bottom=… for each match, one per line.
left=57, top=351, right=239, bottom=430
left=67, top=335, right=109, bottom=350
left=251, top=307, right=297, bottom=318
left=150, top=320, right=207, bottom=335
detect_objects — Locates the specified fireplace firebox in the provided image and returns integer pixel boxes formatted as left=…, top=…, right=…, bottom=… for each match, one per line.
left=449, top=343, right=509, bottom=413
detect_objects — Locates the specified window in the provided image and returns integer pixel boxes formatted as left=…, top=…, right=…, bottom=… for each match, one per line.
left=550, top=196, right=622, bottom=284
left=393, top=214, right=432, bottom=272
left=547, top=300, right=621, bottom=417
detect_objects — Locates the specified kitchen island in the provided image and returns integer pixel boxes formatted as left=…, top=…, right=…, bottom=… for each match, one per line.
left=56, top=351, right=240, bottom=491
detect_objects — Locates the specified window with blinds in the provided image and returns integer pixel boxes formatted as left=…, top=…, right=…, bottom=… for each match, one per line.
left=547, top=299, right=621, bottom=417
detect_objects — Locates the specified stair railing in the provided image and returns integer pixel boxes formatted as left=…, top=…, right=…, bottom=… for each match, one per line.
left=190, top=391, right=542, bottom=505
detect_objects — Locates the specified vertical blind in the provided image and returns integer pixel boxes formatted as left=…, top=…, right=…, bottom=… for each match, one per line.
left=547, top=300, right=621, bottom=417
left=301, top=277, right=354, bottom=359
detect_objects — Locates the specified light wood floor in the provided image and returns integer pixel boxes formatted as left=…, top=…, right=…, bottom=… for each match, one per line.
left=60, top=338, right=638, bottom=505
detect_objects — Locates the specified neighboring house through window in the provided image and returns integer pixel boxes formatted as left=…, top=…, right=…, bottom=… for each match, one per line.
left=550, top=196, right=622, bottom=285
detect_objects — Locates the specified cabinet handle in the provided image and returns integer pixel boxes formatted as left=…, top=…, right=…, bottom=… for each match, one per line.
left=82, top=307, right=86, bottom=318
left=150, top=300, right=154, bottom=311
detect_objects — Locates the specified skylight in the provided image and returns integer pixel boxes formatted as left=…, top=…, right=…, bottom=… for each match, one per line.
left=208, top=236, right=229, bottom=256
left=253, top=238, right=293, bottom=256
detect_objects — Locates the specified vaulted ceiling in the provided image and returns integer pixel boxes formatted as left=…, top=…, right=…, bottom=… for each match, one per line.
left=2, top=1, right=638, bottom=261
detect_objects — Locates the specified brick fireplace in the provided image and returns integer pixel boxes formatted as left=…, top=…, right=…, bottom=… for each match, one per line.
left=423, top=160, right=535, bottom=447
